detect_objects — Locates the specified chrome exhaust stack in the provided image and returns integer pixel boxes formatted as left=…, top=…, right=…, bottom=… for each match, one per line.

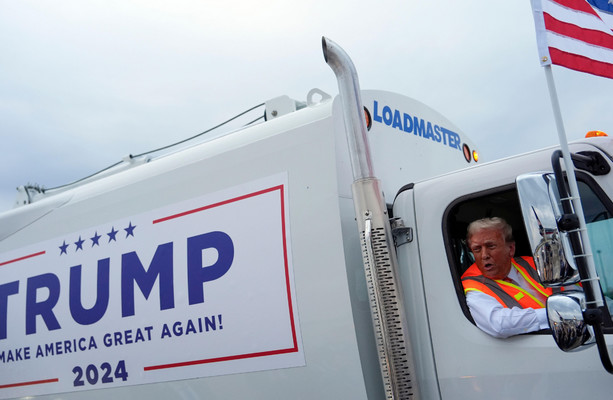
left=322, top=37, right=374, bottom=181
left=323, top=36, right=418, bottom=400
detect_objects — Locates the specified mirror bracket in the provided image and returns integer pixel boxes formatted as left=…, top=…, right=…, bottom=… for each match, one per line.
left=557, top=213, right=579, bottom=231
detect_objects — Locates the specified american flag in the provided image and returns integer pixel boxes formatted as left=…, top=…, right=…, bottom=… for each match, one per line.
left=531, top=0, right=613, bottom=79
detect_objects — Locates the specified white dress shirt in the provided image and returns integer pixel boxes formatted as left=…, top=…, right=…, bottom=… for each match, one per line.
left=465, top=267, right=549, bottom=338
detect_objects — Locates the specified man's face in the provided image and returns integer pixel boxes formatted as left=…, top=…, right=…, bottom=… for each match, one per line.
left=468, top=228, right=515, bottom=280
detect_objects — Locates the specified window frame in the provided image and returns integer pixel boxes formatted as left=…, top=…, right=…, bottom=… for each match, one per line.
left=443, top=172, right=613, bottom=332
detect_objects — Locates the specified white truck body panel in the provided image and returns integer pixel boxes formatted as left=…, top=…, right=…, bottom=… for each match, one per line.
left=0, top=101, right=370, bottom=399
left=1, top=83, right=612, bottom=399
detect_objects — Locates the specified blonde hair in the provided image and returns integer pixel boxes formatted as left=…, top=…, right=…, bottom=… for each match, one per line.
left=467, top=217, right=514, bottom=244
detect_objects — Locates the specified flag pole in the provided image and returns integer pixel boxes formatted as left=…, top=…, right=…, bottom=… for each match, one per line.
left=542, top=64, right=604, bottom=308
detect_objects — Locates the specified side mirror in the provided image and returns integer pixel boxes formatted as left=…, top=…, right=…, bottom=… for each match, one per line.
left=516, top=173, right=579, bottom=286
left=518, top=161, right=613, bottom=374
left=547, top=291, right=595, bottom=352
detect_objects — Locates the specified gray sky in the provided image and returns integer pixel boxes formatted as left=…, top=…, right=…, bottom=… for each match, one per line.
left=2, top=0, right=613, bottom=212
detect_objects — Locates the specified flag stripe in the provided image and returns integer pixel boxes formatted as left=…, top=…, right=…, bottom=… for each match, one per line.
left=543, top=0, right=612, bottom=34
left=545, top=29, right=613, bottom=63
left=552, top=0, right=600, bottom=16
left=549, top=47, right=613, bottom=78
left=544, top=12, right=613, bottom=50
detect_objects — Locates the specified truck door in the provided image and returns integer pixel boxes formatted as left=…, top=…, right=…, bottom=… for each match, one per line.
left=393, top=144, right=613, bottom=399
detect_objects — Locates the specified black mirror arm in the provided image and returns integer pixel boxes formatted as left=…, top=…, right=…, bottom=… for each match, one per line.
left=592, top=318, right=613, bottom=374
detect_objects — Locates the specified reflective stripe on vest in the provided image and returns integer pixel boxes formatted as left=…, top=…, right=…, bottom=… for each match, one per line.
left=511, top=257, right=553, bottom=301
left=462, top=256, right=551, bottom=309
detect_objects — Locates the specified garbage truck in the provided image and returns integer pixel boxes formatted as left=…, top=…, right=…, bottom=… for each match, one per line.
left=0, top=37, right=611, bottom=399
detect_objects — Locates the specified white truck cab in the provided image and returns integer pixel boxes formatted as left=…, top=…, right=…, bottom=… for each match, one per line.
left=0, top=38, right=611, bottom=399
left=394, top=136, right=613, bottom=398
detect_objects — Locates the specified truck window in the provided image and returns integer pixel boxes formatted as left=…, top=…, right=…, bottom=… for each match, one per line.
left=443, top=185, right=532, bottom=323
left=577, top=176, right=613, bottom=315
left=444, top=174, right=613, bottom=327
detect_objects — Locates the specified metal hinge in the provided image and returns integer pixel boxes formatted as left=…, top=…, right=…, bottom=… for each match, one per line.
left=391, top=218, right=413, bottom=246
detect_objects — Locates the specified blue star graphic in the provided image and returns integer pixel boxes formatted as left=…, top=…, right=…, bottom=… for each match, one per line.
left=59, top=240, right=69, bottom=255
left=107, top=227, right=118, bottom=242
left=75, top=236, right=85, bottom=251
left=91, top=231, right=101, bottom=247
left=125, top=222, right=136, bottom=238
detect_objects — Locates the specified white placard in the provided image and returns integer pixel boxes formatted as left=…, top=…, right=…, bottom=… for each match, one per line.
left=0, top=173, right=303, bottom=398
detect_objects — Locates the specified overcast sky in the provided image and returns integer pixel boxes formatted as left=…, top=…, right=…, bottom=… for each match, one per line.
left=2, top=0, right=613, bottom=213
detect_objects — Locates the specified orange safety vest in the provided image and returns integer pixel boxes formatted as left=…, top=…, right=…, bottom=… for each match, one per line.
left=461, top=256, right=553, bottom=309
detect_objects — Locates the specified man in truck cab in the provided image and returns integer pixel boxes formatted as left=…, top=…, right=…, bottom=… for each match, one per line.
left=461, top=217, right=552, bottom=338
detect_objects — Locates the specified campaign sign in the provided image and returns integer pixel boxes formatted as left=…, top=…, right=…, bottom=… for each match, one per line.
left=0, top=174, right=303, bottom=398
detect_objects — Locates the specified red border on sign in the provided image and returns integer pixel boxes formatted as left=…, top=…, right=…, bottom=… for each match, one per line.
left=0, top=378, right=58, bottom=390
left=145, top=184, right=298, bottom=371
left=0, top=251, right=46, bottom=267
